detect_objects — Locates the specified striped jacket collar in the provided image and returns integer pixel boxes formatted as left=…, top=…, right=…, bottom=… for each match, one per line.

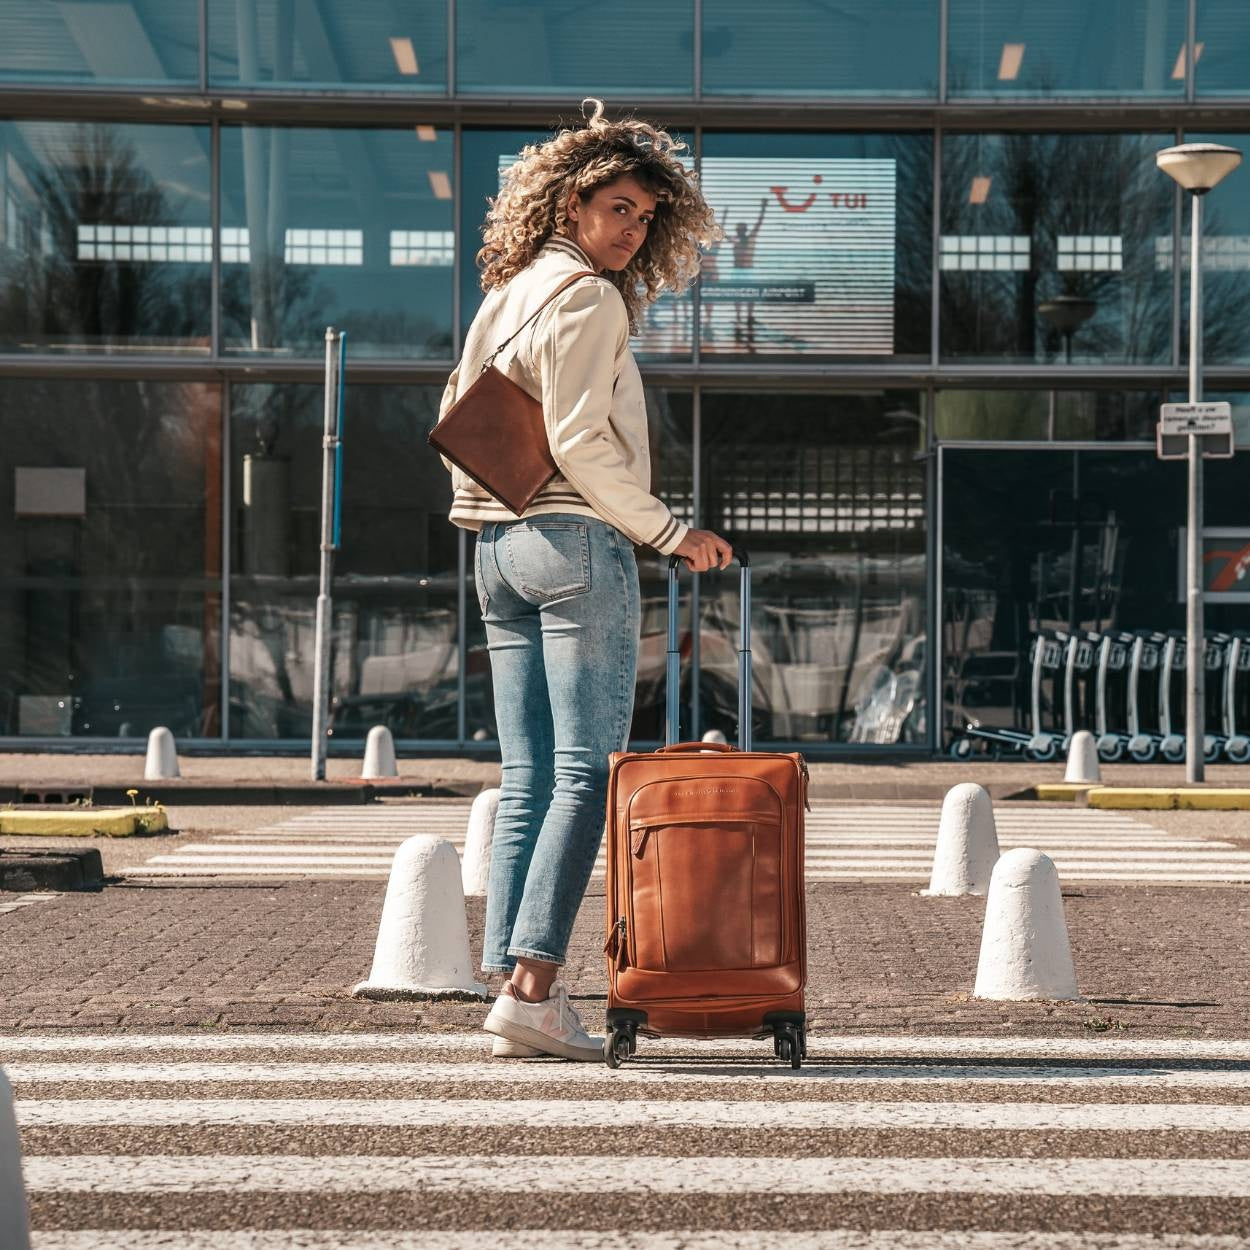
left=542, top=234, right=600, bottom=271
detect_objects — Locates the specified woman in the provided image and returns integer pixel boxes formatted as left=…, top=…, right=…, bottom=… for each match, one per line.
left=438, top=100, right=732, bottom=1061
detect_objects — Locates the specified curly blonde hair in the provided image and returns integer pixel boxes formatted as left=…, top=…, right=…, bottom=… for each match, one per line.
left=476, top=100, right=719, bottom=332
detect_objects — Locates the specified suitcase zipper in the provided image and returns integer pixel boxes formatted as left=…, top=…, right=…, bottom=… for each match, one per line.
left=604, top=915, right=627, bottom=963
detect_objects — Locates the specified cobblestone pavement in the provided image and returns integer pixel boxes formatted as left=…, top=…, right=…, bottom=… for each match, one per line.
left=1, top=873, right=1247, bottom=1037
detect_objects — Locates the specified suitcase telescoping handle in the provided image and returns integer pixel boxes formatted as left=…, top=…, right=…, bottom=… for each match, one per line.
left=666, top=546, right=751, bottom=752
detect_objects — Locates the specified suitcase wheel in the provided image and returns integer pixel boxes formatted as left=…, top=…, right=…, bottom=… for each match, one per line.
left=604, top=1020, right=639, bottom=1069
left=773, top=1022, right=803, bottom=1070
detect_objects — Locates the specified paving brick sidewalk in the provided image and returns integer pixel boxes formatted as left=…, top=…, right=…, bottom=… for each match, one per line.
left=2, top=878, right=1247, bottom=1038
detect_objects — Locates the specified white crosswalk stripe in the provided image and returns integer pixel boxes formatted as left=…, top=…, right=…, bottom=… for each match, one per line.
left=0, top=892, right=60, bottom=918
left=8, top=1031, right=1250, bottom=1247
left=120, top=802, right=1250, bottom=883
left=21, top=1153, right=1250, bottom=1196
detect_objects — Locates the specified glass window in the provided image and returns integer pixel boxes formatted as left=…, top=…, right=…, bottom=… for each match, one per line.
left=229, top=383, right=457, bottom=740
left=947, top=0, right=1188, bottom=98
left=0, top=378, right=222, bottom=739
left=700, top=392, right=927, bottom=747
left=632, top=391, right=694, bottom=742
left=456, top=0, right=693, bottom=95
left=209, top=0, right=447, bottom=91
left=939, top=133, right=1173, bottom=364
left=1197, top=390, right=1250, bottom=449
left=460, top=128, right=694, bottom=363
left=220, top=126, right=454, bottom=359
left=941, top=447, right=1249, bottom=755
left=1177, top=132, right=1250, bottom=366
left=702, top=0, right=938, bottom=97
left=698, top=133, right=932, bottom=363
left=936, top=390, right=1160, bottom=442
left=0, top=0, right=199, bottom=85
left=1196, top=0, right=1250, bottom=96
left=0, top=122, right=212, bottom=354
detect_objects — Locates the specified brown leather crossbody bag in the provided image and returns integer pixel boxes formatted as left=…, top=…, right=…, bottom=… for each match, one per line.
left=428, top=269, right=599, bottom=516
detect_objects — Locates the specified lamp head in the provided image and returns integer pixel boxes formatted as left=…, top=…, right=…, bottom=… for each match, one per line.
left=1156, top=142, right=1243, bottom=194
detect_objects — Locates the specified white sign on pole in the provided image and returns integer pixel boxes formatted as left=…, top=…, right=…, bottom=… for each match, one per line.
left=1156, top=401, right=1235, bottom=460
left=1159, top=401, right=1233, bottom=435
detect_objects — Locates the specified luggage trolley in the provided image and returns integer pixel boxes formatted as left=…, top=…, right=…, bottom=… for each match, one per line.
left=1061, top=630, right=1099, bottom=744
left=1094, top=630, right=1135, bottom=761
left=1223, top=631, right=1250, bottom=763
left=1202, top=632, right=1234, bottom=763
left=1126, top=631, right=1166, bottom=762
left=1025, top=629, right=1069, bottom=761
left=1155, top=631, right=1187, bottom=764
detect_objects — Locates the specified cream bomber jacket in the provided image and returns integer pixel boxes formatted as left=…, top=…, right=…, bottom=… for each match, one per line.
left=438, top=235, right=689, bottom=556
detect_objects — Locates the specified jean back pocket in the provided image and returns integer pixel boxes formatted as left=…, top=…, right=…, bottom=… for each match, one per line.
left=505, top=520, right=591, bottom=604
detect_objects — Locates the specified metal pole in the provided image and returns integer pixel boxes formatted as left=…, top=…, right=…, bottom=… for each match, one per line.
left=1186, top=193, right=1205, bottom=784
left=311, top=327, right=339, bottom=781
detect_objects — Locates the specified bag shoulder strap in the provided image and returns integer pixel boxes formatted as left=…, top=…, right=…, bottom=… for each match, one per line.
left=481, top=269, right=600, bottom=371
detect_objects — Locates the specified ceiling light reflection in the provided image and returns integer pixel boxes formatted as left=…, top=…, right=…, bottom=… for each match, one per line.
left=390, top=37, right=420, bottom=76
left=998, top=43, right=1025, bottom=81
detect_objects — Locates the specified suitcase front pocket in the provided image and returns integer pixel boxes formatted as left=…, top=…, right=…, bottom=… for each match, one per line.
left=626, top=812, right=784, bottom=973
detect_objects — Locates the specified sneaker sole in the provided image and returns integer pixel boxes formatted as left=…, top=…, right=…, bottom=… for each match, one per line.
left=483, top=1016, right=603, bottom=1063
left=491, top=1036, right=543, bottom=1059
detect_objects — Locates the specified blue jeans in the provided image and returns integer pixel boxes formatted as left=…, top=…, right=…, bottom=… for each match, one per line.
left=475, top=513, right=640, bottom=972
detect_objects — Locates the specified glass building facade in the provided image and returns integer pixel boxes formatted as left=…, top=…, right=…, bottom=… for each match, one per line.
left=0, top=0, right=1247, bottom=756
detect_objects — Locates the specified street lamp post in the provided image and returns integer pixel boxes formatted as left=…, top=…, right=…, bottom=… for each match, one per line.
left=1156, top=142, right=1243, bottom=784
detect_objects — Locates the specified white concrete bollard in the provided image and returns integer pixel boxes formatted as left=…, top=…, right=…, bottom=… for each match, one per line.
left=143, top=726, right=180, bottom=780
left=461, top=787, right=500, bottom=897
left=701, top=729, right=728, bottom=745
left=922, top=782, right=1000, bottom=896
left=974, top=847, right=1080, bottom=1001
left=353, top=835, right=487, bottom=1002
left=1064, top=729, right=1102, bottom=783
left=0, top=1068, right=31, bottom=1250
left=362, top=725, right=398, bottom=779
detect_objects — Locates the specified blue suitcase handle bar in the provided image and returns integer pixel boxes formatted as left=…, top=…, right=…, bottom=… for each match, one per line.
left=665, top=547, right=752, bottom=751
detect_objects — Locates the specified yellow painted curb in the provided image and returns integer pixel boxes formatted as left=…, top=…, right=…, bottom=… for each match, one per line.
left=1086, top=787, right=1250, bottom=811
left=1033, top=783, right=1099, bottom=802
left=0, top=807, right=168, bottom=836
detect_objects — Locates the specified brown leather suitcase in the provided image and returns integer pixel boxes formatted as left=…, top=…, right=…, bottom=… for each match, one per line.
left=603, top=550, right=809, bottom=1068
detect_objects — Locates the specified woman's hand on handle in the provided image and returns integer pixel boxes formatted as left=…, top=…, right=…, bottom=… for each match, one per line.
left=673, top=528, right=734, bottom=573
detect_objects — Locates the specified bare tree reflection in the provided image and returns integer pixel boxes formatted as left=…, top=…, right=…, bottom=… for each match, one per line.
left=0, top=124, right=208, bottom=349
left=939, top=133, right=1174, bottom=363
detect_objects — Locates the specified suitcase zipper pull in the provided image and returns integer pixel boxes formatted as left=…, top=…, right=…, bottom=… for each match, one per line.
left=631, top=825, right=651, bottom=857
left=800, top=757, right=812, bottom=812
left=604, top=916, right=627, bottom=969
left=604, top=915, right=626, bottom=956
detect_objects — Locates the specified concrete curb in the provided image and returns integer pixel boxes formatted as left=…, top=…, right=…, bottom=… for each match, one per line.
left=1085, top=786, right=1250, bottom=810
left=0, top=847, right=104, bottom=891
left=1031, top=783, right=1100, bottom=802
left=0, top=807, right=167, bottom=837
left=0, top=781, right=480, bottom=807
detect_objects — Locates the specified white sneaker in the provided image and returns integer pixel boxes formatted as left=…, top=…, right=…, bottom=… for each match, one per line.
left=482, top=982, right=604, bottom=1062
left=491, top=1035, right=543, bottom=1059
